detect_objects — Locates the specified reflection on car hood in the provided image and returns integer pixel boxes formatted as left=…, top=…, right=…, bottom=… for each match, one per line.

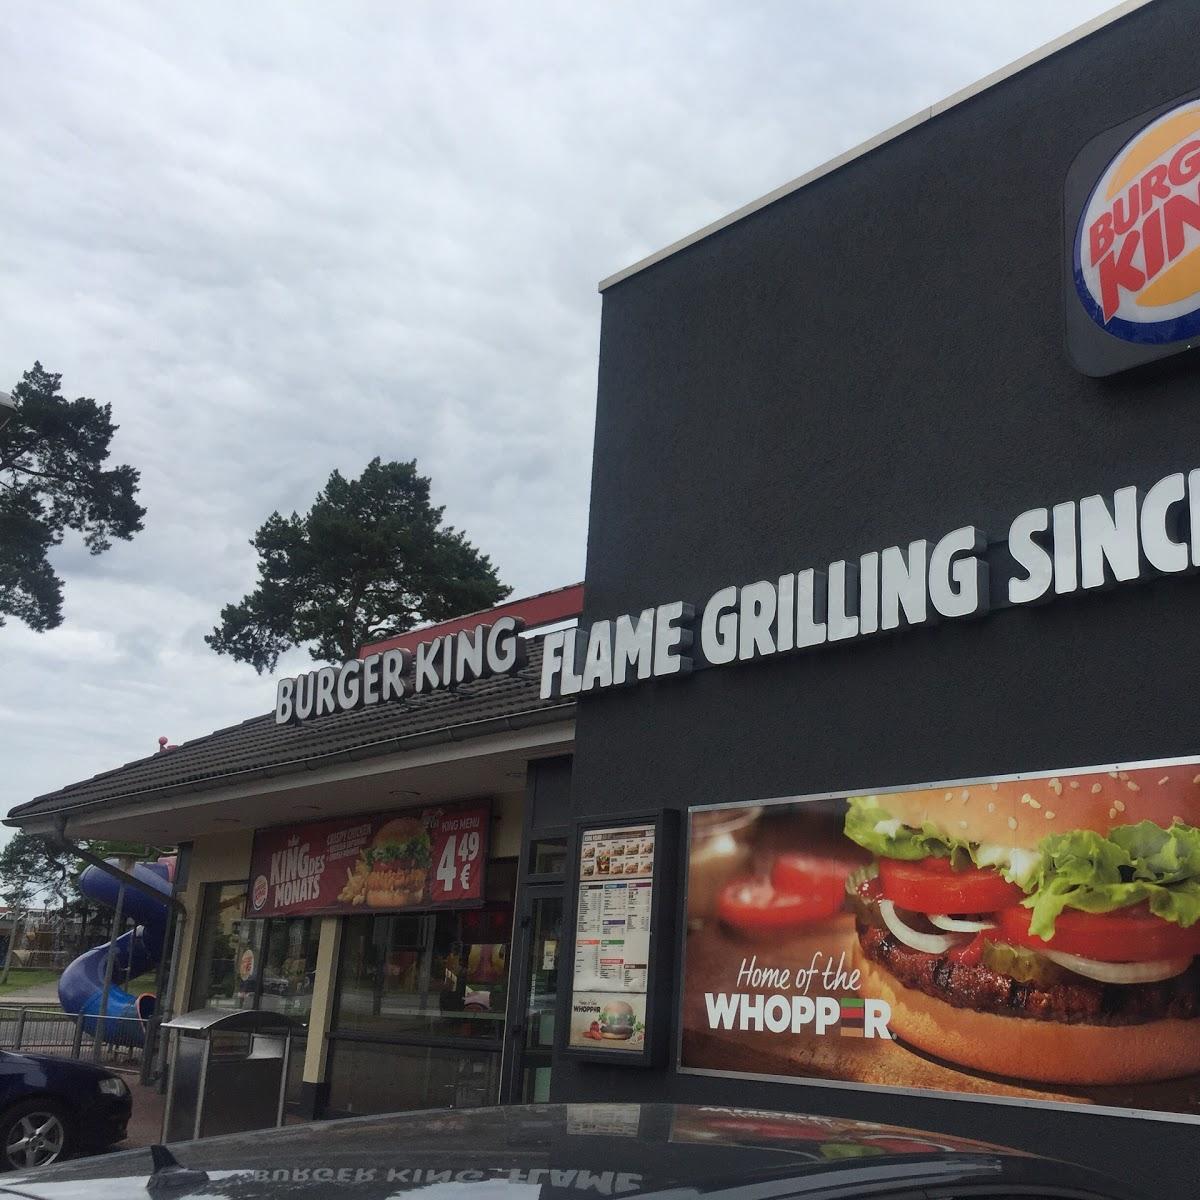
left=0, top=1103, right=1139, bottom=1200
left=0, top=1050, right=113, bottom=1080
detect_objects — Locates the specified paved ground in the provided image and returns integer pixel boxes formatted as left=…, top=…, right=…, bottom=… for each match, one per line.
left=122, top=1081, right=166, bottom=1149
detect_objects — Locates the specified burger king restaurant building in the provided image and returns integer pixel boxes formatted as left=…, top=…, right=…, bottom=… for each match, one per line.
left=7, top=592, right=584, bottom=1117
left=9, top=2, right=1200, bottom=1194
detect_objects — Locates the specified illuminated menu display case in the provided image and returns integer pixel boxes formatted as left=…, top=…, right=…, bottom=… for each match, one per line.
left=562, top=810, right=678, bottom=1066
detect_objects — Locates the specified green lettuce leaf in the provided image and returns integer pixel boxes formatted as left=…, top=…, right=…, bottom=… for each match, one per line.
left=1110, top=820, right=1200, bottom=883
left=844, top=799, right=1200, bottom=939
left=843, top=796, right=967, bottom=862
left=1146, top=878, right=1200, bottom=925
left=366, top=833, right=431, bottom=869
left=1024, top=822, right=1200, bottom=939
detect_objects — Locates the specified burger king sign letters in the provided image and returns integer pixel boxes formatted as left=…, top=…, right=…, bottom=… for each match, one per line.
left=1076, top=97, right=1200, bottom=339
left=1068, top=92, right=1200, bottom=374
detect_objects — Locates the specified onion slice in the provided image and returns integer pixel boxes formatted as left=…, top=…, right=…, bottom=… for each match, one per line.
left=929, top=914, right=996, bottom=933
left=1039, top=948, right=1192, bottom=984
left=878, top=899, right=967, bottom=954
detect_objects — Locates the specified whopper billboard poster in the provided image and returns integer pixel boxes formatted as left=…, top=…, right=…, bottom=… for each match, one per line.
left=680, top=758, right=1200, bottom=1121
left=245, top=800, right=490, bottom=918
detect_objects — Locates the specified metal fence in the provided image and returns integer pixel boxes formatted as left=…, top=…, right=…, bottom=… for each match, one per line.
left=0, top=1005, right=153, bottom=1071
left=7, top=951, right=73, bottom=971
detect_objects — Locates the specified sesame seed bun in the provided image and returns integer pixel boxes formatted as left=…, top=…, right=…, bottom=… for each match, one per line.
left=373, top=816, right=427, bottom=846
left=854, top=946, right=1200, bottom=1085
left=864, top=763, right=1200, bottom=849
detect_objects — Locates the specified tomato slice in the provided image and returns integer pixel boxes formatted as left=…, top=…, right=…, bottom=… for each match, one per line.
left=947, top=931, right=986, bottom=967
left=995, top=905, right=1200, bottom=963
left=770, top=854, right=859, bottom=904
left=718, top=877, right=843, bottom=934
left=878, top=856, right=1024, bottom=914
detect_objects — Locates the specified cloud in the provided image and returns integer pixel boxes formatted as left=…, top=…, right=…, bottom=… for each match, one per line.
left=0, top=0, right=1117, bottom=825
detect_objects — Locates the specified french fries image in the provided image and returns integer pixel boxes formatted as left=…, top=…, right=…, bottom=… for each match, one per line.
left=338, top=861, right=370, bottom=904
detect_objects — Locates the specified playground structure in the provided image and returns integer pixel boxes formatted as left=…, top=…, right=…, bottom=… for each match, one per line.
left=56, top=858, right=174, bottom=1046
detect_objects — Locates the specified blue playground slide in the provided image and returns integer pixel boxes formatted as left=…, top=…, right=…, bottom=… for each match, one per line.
left=57, top=858, right=175, bottom=1044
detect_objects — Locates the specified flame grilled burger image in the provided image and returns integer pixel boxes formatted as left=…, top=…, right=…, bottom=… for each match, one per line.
left=364, top=816, right=432, bottom=907
left=598, top=1000, right=636, bottom=1040
left=844, top=766, right=1200, bottom=1085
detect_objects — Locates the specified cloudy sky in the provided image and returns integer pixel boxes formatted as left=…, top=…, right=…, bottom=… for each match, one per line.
left=1, top=0, right=1124, bottom=828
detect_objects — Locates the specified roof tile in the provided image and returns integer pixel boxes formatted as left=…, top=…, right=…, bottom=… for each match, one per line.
left=8, top=640, right=571, bottom=823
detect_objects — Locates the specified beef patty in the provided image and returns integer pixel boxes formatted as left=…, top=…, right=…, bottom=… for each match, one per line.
left=857, top=922, right=1200, bottom=1026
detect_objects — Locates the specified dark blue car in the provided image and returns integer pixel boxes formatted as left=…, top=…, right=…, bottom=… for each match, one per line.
left=0, top=1050, right=130, bottom=1171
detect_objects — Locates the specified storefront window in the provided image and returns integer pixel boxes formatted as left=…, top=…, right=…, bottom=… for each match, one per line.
left=530, top=838, right=567, bottom=876
left=519, top=893, right=562, bottom=1102
left=325, top=1039, right=501, bottom=1117
left=189, top=882, right=317, bottom=1021
left=190, top=883, right=260, bottom=1011
left=326, top=859, right=516, bottom=1115
left=256, top=916, right=319, bottom=1020
left=333, top=864, right=516, bottom=1042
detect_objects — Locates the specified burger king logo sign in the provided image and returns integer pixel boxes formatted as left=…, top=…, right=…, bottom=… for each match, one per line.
left=1067, top=93, right=1200, bottom=375
left=1076, top=98, right=1200, bottom=339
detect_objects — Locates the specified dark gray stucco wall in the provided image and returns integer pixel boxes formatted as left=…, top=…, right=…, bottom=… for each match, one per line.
left=557, top=2, right=1200, bottom=1195
left=526, top=756, right=574, bottom=836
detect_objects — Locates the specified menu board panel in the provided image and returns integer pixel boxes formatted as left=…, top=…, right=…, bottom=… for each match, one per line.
left=568, top=822, right=656, bottom=1052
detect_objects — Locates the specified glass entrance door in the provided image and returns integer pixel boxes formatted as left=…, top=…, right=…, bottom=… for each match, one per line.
left=505, top=888, right=562, bottom=1102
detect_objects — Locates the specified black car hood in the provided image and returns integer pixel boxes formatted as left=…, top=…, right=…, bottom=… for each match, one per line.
left=0, top=1103, right=1140, bottom=1200
left=0, top=1051, right=113, bottom=1081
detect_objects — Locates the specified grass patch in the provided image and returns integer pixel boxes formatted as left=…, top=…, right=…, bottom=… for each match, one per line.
left=0, top=967, right=160, bottom=1001
left=0, top=970, right=61, bottom=996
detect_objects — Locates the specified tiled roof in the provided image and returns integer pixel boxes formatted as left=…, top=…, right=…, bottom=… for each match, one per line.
left=7, top=640, right=572, bottom=825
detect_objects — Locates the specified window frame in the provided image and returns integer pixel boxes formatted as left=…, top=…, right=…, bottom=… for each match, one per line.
left=189, top=879, right=258, bottom=1013
left=322, top=1033, right=504, bottom=1119
left=524, top=831, right=570, bottom=884
left=253, top=911, right=320, bottom=1020
left=328, top=856, right=519, bottom=1051
left=189, top=879, right=317, bottom=1020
